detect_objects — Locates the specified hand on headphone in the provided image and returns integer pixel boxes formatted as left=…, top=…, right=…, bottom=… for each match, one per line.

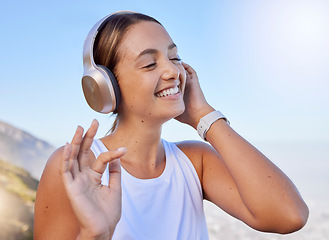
left=175, top=62, right=215, bottom=129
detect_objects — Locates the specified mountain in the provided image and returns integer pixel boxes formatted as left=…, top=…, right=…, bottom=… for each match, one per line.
left=0, top=159, right=38, bottom=240
left=0, top=121, right=55, bottom=179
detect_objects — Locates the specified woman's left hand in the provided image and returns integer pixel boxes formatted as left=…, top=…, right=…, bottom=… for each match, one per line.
left=61, top=120, right=126, bottom=239
left=175, top=62, right=215, bottom=129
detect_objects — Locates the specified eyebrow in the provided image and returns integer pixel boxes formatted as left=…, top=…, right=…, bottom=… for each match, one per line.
left=135, top=43, right=177, bottom=62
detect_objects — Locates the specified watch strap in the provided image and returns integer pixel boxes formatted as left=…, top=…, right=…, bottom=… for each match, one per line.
left=197, top=110, right=228, bottom=141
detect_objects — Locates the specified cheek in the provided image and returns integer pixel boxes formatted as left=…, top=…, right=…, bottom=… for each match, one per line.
left=119, top=78, right=155, bottom=107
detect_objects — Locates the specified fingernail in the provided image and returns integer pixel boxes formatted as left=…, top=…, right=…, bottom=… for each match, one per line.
left=117, top=147, right=127, bottom=153
left=64, top=142, right=71, bottom=154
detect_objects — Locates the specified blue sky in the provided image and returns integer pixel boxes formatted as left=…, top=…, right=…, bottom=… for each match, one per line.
left=1, top=0, right=328, bottom=148
left=2, top=2, right=329, bottom=234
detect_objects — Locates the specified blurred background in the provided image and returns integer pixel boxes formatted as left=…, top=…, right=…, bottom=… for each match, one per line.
left=0, top=0, right=328, bottom=239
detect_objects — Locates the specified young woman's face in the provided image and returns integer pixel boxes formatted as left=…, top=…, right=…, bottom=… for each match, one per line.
left=115, top=21, right=186, bottom=123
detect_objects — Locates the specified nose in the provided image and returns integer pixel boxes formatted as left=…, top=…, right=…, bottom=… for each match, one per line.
left=161, top=59, right=180, bottom=81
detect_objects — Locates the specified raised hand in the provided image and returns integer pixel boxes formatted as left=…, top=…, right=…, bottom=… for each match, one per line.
left=176, top=62, right=215, bottom=129
left=60, top=119, right=126, bottom=240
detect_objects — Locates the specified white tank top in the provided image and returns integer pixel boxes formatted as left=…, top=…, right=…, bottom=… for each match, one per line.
left=91, top=139, right=209, bottom=240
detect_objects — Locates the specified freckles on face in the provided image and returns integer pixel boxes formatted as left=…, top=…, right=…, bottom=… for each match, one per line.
left=114, top=21, right=186, bottom=117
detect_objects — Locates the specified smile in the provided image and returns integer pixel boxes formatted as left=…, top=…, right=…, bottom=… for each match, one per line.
left=155, top=86, right=179, bottom=98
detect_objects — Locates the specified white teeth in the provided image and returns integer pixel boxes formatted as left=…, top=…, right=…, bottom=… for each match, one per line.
left=156, top=86, right=179, bottom=98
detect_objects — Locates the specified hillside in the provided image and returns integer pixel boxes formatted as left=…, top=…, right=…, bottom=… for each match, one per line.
left=0, top=159, right=38, bottom=240
left=0, top=121, right=55, bottom=179
left=0, top=121, right=53, bottom=239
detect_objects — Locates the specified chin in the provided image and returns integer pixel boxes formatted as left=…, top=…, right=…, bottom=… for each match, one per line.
left=177, top=105, right=186, bottom=116
left=155, top=101, right=185, bottom=122
left=170, top=103, right=185, bottom=119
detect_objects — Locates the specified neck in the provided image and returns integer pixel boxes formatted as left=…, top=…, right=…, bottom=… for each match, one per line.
left=101, top=115, right=165, bottom=179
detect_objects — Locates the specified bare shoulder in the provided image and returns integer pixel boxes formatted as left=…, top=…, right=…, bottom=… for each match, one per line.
left=34, top=146, right=79, bottom=239
left=175, top=140, right=215, bottom=184
left=175, top=140, right=213, bottom=158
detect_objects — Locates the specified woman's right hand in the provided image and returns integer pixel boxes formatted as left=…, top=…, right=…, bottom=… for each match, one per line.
left=60, top=119, right=126, bottom=240
left=175, top=62, right=215, bottom=129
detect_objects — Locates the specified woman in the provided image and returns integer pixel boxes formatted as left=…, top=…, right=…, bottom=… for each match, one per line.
left=34, top=11, right=308, bottom=240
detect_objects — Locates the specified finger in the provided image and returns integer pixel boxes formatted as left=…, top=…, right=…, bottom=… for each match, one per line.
left=92, top=147, right=126, bottom=175
left=70, top=125, right=84, bottom=161
left=182, top=62, right=192, bottom=71
left=78, top=119, right=99, bottom=169
left=69, top=126, right=84, bottom=175
left=182, top=62, right=194, bottom=73
left=61, top=143, right=73, bottom=186
left=108, top=158, right=122, bottom=191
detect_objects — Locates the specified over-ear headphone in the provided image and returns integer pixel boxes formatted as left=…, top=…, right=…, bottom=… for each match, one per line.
left=81, top=12, right=126, bottom=113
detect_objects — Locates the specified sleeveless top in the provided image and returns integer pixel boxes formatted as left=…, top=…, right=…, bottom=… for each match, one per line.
left=91, top=139, right=209, bottom=240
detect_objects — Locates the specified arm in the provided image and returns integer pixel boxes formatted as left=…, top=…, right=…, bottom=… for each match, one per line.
left=34, top=120, right=126, bottom=240
left=177, top=63, right=309, bottom=233
left=34, top=146, right=81, bottom=239
left=204, top=121, right=308, bottom=233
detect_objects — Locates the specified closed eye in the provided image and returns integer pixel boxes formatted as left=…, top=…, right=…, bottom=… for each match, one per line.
left=142, top=57, right=181, bottom=70
left=143, top=63, right=156, bottom=69
left=170, top=57, right=182, bottom=63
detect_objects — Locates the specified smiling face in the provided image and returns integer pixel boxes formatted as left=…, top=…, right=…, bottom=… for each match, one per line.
left=115, top=21, right=186, bottom=124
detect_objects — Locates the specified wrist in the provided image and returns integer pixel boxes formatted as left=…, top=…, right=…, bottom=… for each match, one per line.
left=197, top=110, right=229, bottom=141
left=190, top=105, right=215, bottom=129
